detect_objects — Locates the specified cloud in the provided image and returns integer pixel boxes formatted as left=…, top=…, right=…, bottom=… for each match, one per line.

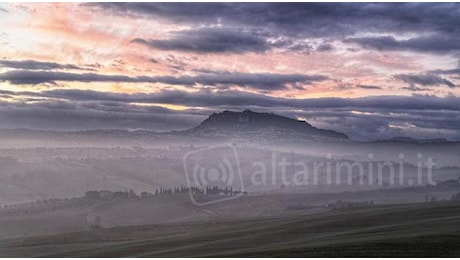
left=395, top=73, right=456, bottom=88
left=294, top=109, right=460, bottom=141
left=401, top=85, right=432, bottom=92
left=316, top=43, right=334, bottom=52
left=429, top=68, right=460, bottom=75
left=87, top=3, right=460, bottom=38
left=132, top=28, right=270, bottom=53
left=356, top=84, right=382, bottom=90
left=88, top=3, right=357, bottom=38
left=191, top=71, right=328, bottom=90
left=346, top=35, right=460, bottom=53
left=0, top=70, right=141, bottom=85
left=5, top=88, right=460, bottom=111
left=0, top=59, right=88, bottom=71
left=0, top=70, right=327, bottom=90
left=269, top=37, right=312, bottom=53
left=86, top=3, right=460, bottom=57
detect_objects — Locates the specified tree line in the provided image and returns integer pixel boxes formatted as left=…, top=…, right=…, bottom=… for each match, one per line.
left=83, top=185, right=241, bottom=201
left=0, top=185, right=243, bottom=216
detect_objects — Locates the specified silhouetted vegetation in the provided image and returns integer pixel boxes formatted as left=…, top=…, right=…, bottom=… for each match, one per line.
left=451, top=192, right=460, bottom=201
left=436, top=178, right=460, bottom=188
left=324, top=200, right=374, bottom=209
left=0, top=185, right=243, bottom=217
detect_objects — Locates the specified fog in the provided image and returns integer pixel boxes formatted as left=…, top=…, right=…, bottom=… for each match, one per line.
left=0, top=130, right=459, bottom=240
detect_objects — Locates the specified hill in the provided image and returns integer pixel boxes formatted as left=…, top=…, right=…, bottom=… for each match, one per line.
left=189, top=109, right=349, bottom=141
left=1, top=201, right=460, bottom=257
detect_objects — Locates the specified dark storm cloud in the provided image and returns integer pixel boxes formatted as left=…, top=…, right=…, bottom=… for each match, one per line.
left=395, top=73, right=456, bottom=88
left=430, top=68, right=460, bottom=75
left=84, top=3, right=460, bottom=56
left=0, top=70, right=140, bottom=85
left=89, top=3, right=358, bottom=38
left=6, top=88, right=460, bottom=112
left=87, top=3, right=460, bottom=37
left=346, top=35, right=460, bottom=53
left=86, top=2, right=233, bottom=24
left=132, top=28, right=270, bottom=53
left=0, top=70, right=327, bottom=90
left=190, top=71, right=328, bottom=90
left=0, top=59, right=87, bottom=71
left=316, top=43, right=334, bottom=52
left=401, top=85, right=432, bottom=92
left=356, top=85, right=382, bottom=90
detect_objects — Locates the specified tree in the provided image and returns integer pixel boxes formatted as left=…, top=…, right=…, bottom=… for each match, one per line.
left=140, top=191, right=150, bottom=198
left=113, top=191, right=129, bottom=200
left=128, top=189, right=139, bottom=199
left=84, top=191, right=101, bottom=200
left=451, top=192, right=460, bottom=201
left=90, top=215, right=102, bottom=229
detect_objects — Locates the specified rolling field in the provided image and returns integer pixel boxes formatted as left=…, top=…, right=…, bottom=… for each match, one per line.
left=1, top=201, right=460, bottom=257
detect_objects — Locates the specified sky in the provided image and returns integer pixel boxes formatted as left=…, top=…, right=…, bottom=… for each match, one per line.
left=0, top=3, right=459, bottom=141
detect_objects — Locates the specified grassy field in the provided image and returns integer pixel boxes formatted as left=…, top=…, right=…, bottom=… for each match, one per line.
left=1, top=200, right=460, bottom=257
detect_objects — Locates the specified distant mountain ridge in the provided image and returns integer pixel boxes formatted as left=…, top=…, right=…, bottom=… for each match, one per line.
left=377, top=136, right=449, bottom=144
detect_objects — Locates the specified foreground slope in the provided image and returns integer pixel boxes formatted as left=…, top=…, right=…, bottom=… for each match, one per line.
left=1, top=201, right=460, bottom=257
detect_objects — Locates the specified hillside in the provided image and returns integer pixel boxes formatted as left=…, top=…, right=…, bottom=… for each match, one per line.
left=1, top=201, right=460, bottom=257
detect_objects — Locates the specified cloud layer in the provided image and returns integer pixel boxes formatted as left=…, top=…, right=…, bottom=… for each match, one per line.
left=396, top=73, right=456, bottom=88
left=2, top=88, right=460, bottom=140
left=132, top=28, right=270, bottom=53
left=0, top=70, right=327, bottom=90
left=0, top=59, right=88, bottom=71
left=347, top=35, right=460, bottom=53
